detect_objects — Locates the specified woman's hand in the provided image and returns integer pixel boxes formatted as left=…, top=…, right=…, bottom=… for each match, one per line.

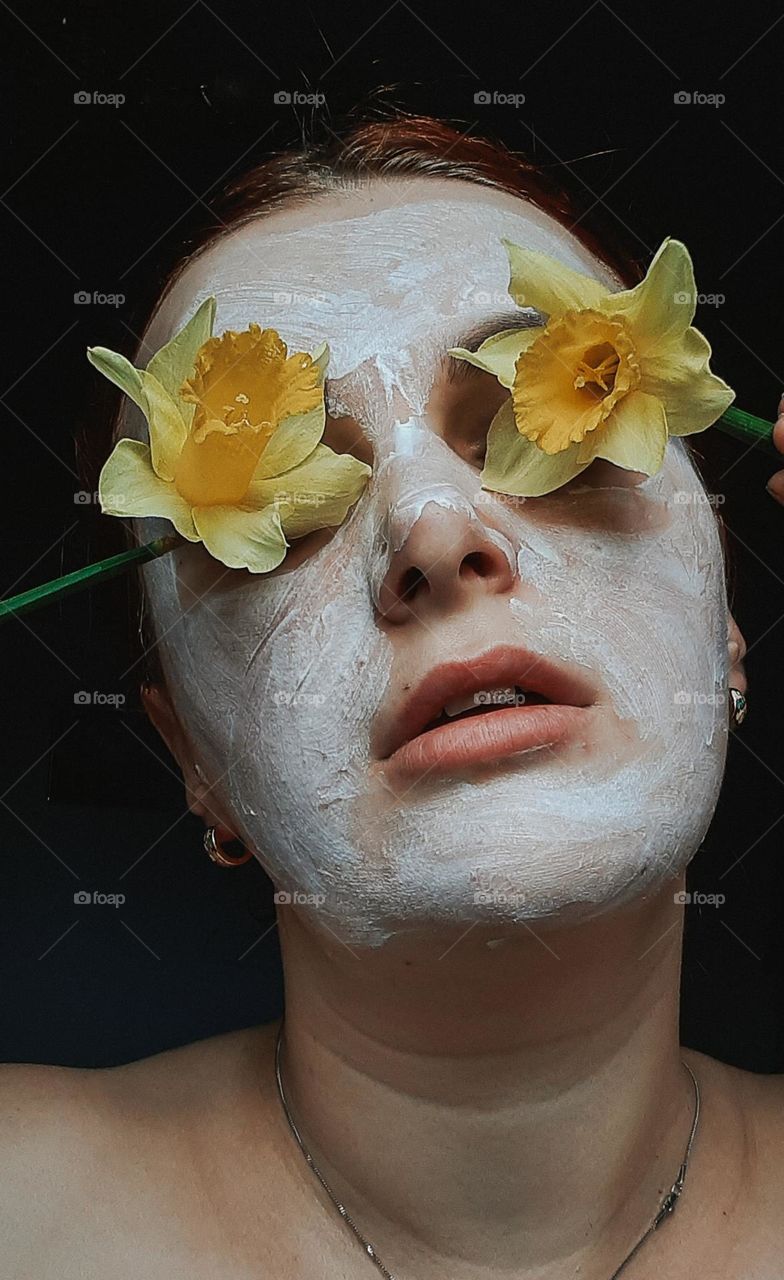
left=766, top=393, right=784, bottom=502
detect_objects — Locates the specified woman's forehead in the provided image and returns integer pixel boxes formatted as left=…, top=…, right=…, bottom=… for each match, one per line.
left=144, top=182, right=620, bottom=380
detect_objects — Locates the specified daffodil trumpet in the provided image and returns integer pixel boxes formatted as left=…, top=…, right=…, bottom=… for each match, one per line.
left=447, top=236, right=753, bottom=496
left=1, top=302, right=374, bottom=626
left=0, top=255, right=776, bottom=627
left=88, top=297, right=372, bottom=574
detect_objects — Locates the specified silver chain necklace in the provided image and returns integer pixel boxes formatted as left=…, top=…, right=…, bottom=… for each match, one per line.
left=274, top=1021, right=700, bottom=1280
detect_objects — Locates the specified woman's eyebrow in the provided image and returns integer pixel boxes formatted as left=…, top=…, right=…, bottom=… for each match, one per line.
left=438, top=308, right=544, bottom=381
left=446, top=308, right=544, bottom=353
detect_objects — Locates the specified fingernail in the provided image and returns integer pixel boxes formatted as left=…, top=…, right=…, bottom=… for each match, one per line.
left=728, top=640, right=740, bottom=664
left=767, top=475, right=784, bottom=500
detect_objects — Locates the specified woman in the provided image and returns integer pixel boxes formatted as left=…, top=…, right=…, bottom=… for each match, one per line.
left=2, top=118, right=782, bottom=1279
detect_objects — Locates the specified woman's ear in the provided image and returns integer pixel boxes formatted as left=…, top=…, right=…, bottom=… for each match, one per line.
left=140, top=681, right=210, bottom=821
left=727, top=612, right=747, bottom=696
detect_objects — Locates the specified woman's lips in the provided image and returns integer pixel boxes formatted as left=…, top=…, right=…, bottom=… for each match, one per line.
left=385, top=702, right=595, bottom=782
left=375, top=643, right=601, bottom=783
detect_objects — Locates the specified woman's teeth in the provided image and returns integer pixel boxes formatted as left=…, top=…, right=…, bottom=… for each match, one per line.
left=444, top=686, right=522, bottom=717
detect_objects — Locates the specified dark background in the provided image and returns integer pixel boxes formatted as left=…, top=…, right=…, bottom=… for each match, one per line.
left=1, top=0, right=783, bottom=1069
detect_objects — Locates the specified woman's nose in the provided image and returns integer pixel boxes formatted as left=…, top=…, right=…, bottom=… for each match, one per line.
left=377, top=499, right=517, bottom=624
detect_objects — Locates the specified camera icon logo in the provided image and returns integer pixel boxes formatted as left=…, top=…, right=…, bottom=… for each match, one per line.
left=274, top=90, right=292, bottom=104
left=673, top=91, right=691, bottom=104
left=74, top=290, right=91, bottom=304
left=74, top=690, right=92, bottom=705
left=74, top=91, right=92, bottom=105
left=474, top=90, right=491, bottom=104
left=673, top=890, right=691, bottom=904
left=673, top=291, right=691, bottom=304
left=273, top=890, right=292, bottom=904
left=74, top=890, right=92, bottom=904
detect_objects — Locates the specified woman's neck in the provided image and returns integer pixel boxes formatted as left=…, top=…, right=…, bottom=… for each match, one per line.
left=274, top=876, right=696, bottom=1278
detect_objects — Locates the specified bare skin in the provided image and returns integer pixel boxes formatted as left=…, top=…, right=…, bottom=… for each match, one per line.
left=4, top=789, right=784, bottom=1280
left=0, top=994, right=783, bottom=1279
left=1, top=179, right=778, bottom=1278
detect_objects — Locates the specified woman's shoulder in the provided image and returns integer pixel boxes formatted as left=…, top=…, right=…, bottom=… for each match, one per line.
left=682, top=1045, right=784, bottom=1272
left=0, top=1024, right=283, bottom=1277
left=683, top=1044, right=784, bottom=1136
left=0, top=1021, right=278, bottom=1131
left=1, top=1035, right=783, bottom=1277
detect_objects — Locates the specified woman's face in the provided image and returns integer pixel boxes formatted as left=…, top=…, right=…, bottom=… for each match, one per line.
left=130, top=178, right=730, bottom=947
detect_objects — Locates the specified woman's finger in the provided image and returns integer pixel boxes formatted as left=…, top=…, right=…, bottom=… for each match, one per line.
left=766, top=412, right=784, bottom=500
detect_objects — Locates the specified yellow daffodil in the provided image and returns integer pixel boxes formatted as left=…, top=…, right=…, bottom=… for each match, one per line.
left=448, top=237, right=735, bottom=496
left=88, top=298, right=371, bottom=572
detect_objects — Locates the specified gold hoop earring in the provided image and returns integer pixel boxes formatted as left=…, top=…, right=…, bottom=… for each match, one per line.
left=729, top=687, right=748, bottom=731
left=203, top=826, right=254, bottom=867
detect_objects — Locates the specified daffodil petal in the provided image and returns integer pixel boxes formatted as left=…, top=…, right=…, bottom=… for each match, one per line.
left=250, top=403, right=326, bottom=480
left=86, top=344, right=188, bottom=483
left=640, top=326, right=736, bottom=435
left=603, top=238, right=695, bottom=351
left=448, top=327, right=541, bottom=389
left=191, top=503, right=287, bottom=574
left=97, top=438, right=198, bottom=540
left=139, top=370, right=189, bottom=482
left=502, top=238, right=608, bottom=320
left=589, top=390, right=668, bottom=474
left=87, top=347, right=147, bottom=415
left=145, top=296, right=216, bottom=418
left=480, top=399, right=590, bottom=497
left=246, top=443, right=371, bottom=538
left=310, top=340, right=330, bottom=383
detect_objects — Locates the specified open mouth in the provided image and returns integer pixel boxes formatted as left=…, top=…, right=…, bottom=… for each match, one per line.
left=376, top=645, right=600, bottom=779
left=418, top=685, right=551, bottom=736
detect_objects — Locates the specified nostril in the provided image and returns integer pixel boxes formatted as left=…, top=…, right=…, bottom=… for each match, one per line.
left=399, top=566, right=426, bottom=603
left=461, top=550, right=495, bottom=578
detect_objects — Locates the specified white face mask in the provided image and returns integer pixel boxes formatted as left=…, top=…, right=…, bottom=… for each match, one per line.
left=122, top=182, right=729, bottom=948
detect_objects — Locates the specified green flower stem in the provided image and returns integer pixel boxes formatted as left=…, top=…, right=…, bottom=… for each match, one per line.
left=716, top=407, right=781, bottom=459
left=0, top=533, right=185, bottom=626
left=0, top=406, right=780, bottom=629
